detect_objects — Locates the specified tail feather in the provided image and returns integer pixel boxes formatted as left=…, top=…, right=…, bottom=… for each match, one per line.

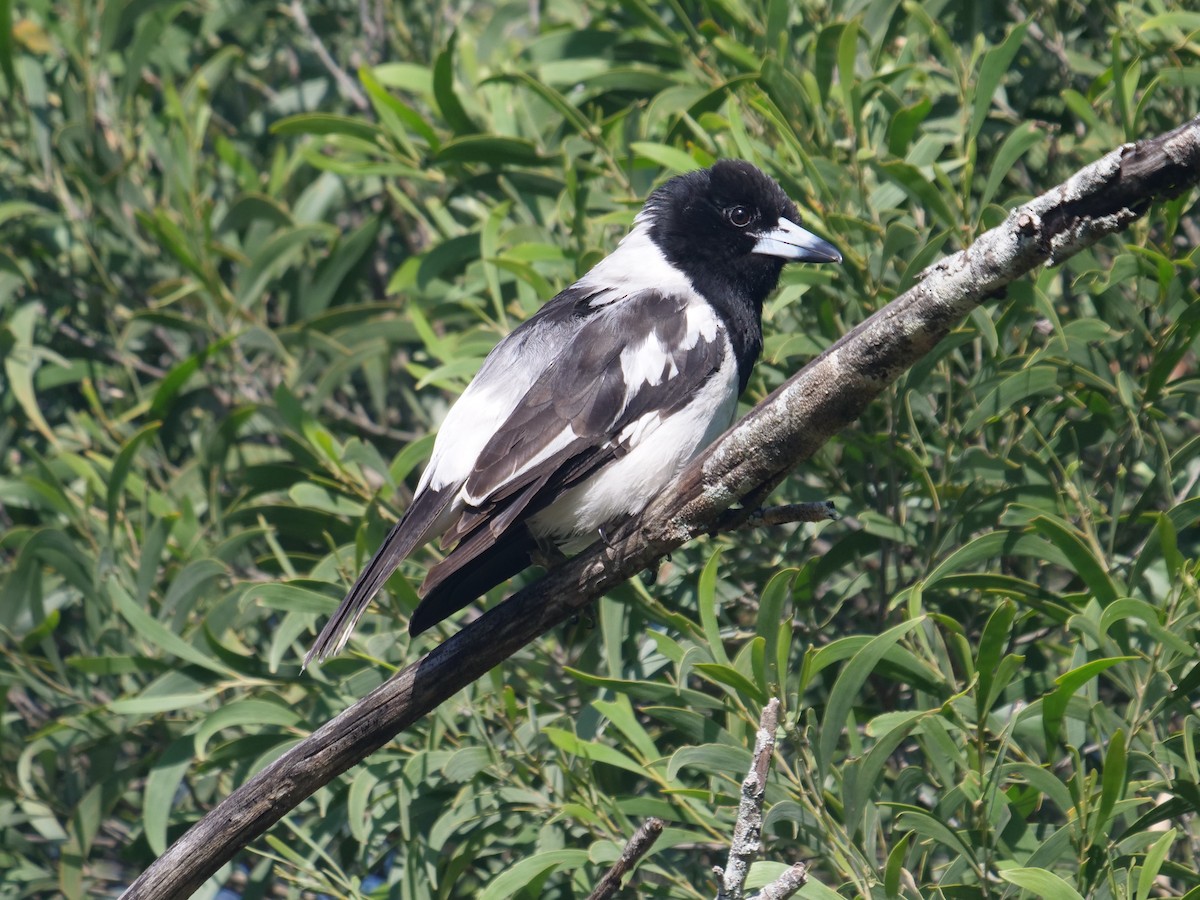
left=305, top=485, right=453, bottom=667
left=408, top=524, right=537, bottom=636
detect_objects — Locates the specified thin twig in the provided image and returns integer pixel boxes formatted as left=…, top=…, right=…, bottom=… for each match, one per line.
left=754, top=863, right=808, bottom=900
left=729, top=502, right=840, bottom=531
left=289, top=0, right=369, bottom=111
left=716, top=700, right=780, bottom=900
left=586, top=817, right=664, bottom=900
left=1007, top=1, right=1072, bottom=82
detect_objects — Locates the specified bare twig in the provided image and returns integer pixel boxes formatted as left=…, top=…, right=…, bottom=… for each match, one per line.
left=289, top=0, right=369, bottom=111
left=120, top=116, right=1200, bottom=900
left=754, top=863, right=809, bottom=900
left=715, top=699, right=780, bottom=900
left=1007, top=2, right=1072, bottom=82
left=586, top=817, right=664, bottom=900
left=729, top=502, right=840, bottom=531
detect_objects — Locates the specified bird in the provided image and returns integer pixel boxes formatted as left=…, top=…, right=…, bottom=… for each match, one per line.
left=306, top=160, right=841, bottom=665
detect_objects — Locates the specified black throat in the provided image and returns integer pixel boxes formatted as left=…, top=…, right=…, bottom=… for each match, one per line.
left=684, top=266, right=775, bottom=393
left=651, top=229, right=784, bottom=393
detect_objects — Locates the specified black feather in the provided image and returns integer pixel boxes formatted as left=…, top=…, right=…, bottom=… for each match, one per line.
left=409, top=525, right=538, bottom=636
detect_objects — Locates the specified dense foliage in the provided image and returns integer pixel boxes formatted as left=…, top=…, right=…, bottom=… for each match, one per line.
left=1, top=0, right=1198, bottom=897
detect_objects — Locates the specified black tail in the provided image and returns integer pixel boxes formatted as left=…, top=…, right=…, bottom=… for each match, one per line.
left=305, top=485, right=452, bottom=667
left=408, top=524, right=538, bottom=636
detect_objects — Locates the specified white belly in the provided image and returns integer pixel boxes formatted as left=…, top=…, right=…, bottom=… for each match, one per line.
left=528, top=354, right=739, bottom=541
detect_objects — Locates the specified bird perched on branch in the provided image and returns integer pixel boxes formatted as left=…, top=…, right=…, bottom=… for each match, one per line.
left=307, top=160, right=841, bottom=665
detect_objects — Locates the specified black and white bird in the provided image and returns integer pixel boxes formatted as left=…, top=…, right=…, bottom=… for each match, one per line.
left=306, top=160, right=840, bottom=664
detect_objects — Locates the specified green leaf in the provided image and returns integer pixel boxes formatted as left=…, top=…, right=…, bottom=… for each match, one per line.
left=0, top=199, right=47, bottom=227
left=970, top=22, right=1030, bottom=140
left=692, top=662, right=767, bottom=704
left=845, top=710, right=927, bottom=833
left=690, top=548, right=728, bottom=666
left=434, top=134, right=546, bottom=166
left=105, top=422, right=161, bottom=534
left=443, top=746, right=492, bottom=781
left=433, top=32, right=475, bottom=135
left=1030, top=514, right=1119, bottom=607
left=1136, top=828, right=1178, bottom=900
left=630, top=141, right=701, bottom=173
left=757, top=569, right=796, bottom=690
left=4, top=302, right=58, bottom=443
left=110, top=690, right=219, bottom=715
left=0, top=0, right=13, bottom=92
left=112, top=581, right=237, bottom=676
left=270, top=113, right=384, bottom=144
left=300, top=216, right=381, bottom=319
left=235, top=223, right=329, bottom=309
left=1140, top=12, right=1200, bottom=33
left=245, top=582, right=341, bottom=614
left=389, top=433, right=437, bottom=485
left=1001, top=868, right=1086, bottom=900
left=884, top=832, right=911, bottom=898
left=477, top=850, right=591, bottom=900
left=142, top=737, right=193, bottom=856
left=888, top=97, right=932, bottom=157
left=892, top=806, right=978, bottom=862
left=666, top=743, right=751, bottom=782
left=149, top=334, right=236, bottom=419
left=976, top=600, right=1015, bottom=718
left=962, top=366, right=1060, bottom=433
left=818, top=618, right=923, bottom=778
left=593, top=695, right=659, bottom=762
left=193, top=698, right=302, bottom=757
left=542, top=727, right=646, bottom=775
left=347, top=768, right=380, bottom=844
left=360, top=64, right=440, bottom=151
left=1043, top=657, right=1135, bottom=747
left=873, top=160, right=959, bottom=231
left=981, top=120, right=1043, bottom=210
left=1095, top=727, right=1126, bottom=839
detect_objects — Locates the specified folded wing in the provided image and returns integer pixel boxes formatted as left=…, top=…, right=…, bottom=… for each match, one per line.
left=411, top=289, right=726, bottom=633
left=307, top=288, right=725, bottom=662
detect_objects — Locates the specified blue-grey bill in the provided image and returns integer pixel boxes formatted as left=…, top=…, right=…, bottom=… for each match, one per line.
left=752, top=218, right=842, bottom=264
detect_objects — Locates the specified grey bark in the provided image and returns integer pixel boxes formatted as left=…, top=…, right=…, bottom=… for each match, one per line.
left=586, top=817, right=665, bottom=900
left=715, top=699, right=782, bottom=900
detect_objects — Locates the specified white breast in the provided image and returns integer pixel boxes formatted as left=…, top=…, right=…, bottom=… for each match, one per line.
left=528, top=335, right=739, bottom=541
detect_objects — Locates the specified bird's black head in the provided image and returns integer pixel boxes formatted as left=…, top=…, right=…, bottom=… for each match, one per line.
left=644, top=160, right=841, bottom=379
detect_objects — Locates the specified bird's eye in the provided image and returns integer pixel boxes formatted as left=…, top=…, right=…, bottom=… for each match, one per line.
left=725, top=205, right=754, bottom=228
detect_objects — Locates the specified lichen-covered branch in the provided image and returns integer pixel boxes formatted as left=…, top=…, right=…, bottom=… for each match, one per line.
left=753, top=864, right=809, bottom=900
left=121, top=115, right=1200, bottom=900
left=715, top=699, right=781, bottom=900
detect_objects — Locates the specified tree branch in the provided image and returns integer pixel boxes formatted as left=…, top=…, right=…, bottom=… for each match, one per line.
left=586, top=817, right=664, bottom=900
left=715, top=699, right=781, bottom=900
left=120, top=115, right=1200, bottom=900
left=726, top=501, right=840, bottom=531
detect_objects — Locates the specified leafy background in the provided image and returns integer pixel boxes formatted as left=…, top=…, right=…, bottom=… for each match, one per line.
left=1, top=0, right=1198, bottom=897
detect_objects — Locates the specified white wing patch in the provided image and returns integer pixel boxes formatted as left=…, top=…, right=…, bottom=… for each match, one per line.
left=619, top=333, right=674, bottom=388
left=529, top=334, right=739, bottom=540
left=618, top=300, right=722, bottom=398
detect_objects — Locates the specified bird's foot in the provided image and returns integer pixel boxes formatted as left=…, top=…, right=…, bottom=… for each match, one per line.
left=531, top=535, right=568, bottom=570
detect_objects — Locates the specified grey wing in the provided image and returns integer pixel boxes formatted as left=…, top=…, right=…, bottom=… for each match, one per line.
left=421, top=290, right=726, bottom=600
left=304, top=287, right=597, bottom=665
left=307, top=287, right=725, bottom=660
